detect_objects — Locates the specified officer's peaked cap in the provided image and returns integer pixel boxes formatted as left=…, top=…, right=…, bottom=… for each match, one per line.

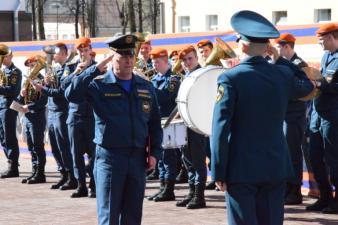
left=231, top=10, right=280, bottom=43
left=105, top=34, right=138, bottom=56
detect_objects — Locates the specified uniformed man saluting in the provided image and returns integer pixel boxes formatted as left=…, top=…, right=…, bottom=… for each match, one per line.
left=65, top=35, right=162, bottom=225
left=210, top=11, right=314, bottom=225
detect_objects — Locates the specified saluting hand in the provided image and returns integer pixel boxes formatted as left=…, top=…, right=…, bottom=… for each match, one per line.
left=215, top=181, right=227, bottom=192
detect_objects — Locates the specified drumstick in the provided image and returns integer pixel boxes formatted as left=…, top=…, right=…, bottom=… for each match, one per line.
left=162, top=106, right=178, bottom=128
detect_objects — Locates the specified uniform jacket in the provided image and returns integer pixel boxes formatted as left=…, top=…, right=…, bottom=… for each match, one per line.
left=62, top=60, right=96, bottom=124
left=314, top=49, right=338, bottom=116
left=211, top=56, right=314, bottom=184
left=151, top=68, right=180, bottom=117
left=276, top=55, right=308, bottom=122
left=0, top=63, right=22, bottom=109
left=41, top=64, right=68, bottom=112
left=65, top=65, right=163, bottom=160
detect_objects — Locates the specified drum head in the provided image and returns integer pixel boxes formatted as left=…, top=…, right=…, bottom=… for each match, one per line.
left=177, top=66, right=226, bottom=136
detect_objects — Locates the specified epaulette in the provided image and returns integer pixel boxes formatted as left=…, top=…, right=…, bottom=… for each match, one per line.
left=94, top=75, right=105, bottom=80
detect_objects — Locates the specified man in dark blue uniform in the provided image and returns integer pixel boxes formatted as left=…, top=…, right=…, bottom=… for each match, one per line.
left=147, top=48, right=180, bottom=202
left=176, top=46, right=208, bottom=209
left=0, top=47, right=22, bottom=178
left=19, top=56, right=48, bottom=184
left=62, top=37, right=96, bottom=197
left=274, top=33, right=309, bottom=205
left=65, top=34, right=162, bottom=225
left=306, top=23, right=338, bottom=214
left=211, top=10, right=314, bottom=225
left=31, top=42, right=74, bottom=190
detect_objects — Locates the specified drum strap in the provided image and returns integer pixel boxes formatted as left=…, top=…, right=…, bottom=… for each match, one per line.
left=162, top=106, right=178, bottom=128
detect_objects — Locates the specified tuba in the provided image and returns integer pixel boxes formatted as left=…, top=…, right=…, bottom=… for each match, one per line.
left=23, top=55, right=46, bottom=104
left=205, top=38, right=237, bottom=67
left=43, top=45, right=58, bottom=88
left=0, top=44, right=10, bottom=86
left=172, top=59, right=185, bottom=81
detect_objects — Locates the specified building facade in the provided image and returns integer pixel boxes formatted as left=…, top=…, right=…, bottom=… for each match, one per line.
left=0, top=0, right=32, bottom=41
left=161, top=0, right=338, bottom=33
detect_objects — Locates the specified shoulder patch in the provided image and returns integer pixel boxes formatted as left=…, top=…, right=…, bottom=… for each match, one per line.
left=216, top=85, right=224, bottom=103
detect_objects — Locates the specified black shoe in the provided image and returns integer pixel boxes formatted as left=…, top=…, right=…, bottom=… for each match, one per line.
left=60, top=172, right=77, bottom=190
left=27, top=174, right=46, bottom=184
left=51, top=171, right=67, bottom=189
left=0, top=168, right=19, bottom=179
left=284, top=193, right=302, bottom=205
left=154, top=180, right=176, bottom=202
left=322, top=201, right=338, bottom=214
left=205, top=181, right=216, bottom=190
left=146, top=170, right=159, bottom=180
left=176, top=198, right=192, bottom=207
left=147, top=180, right=165, bottom=201
left=306, top=198, right=331, bottom=211
left=71, top=187, right=88, bottom=198
left=186, top=184, right=206, bottom=209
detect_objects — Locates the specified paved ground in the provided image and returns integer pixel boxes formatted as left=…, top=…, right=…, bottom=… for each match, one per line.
left=1, top=152, right=338, bottom=225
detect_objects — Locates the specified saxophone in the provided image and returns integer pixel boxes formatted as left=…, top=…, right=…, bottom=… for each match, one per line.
left=23, top=55, right=46, bottom=104
left=43, top=45, right=58, bottom=88
left=0, top=44, right=9, bottom=86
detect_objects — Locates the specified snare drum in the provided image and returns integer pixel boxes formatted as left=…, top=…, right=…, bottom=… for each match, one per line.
left=161, top=119, right=187, bottom=149
left=176, top=66, right=226, bottom=136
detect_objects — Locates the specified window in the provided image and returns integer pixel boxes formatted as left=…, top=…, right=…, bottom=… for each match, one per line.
left=272, top=11, right=287, bottom=25
left=206, top=15, right=218, bottom=31
left=314, top=9, right=331, bottom=22
left=178, top=16, right=190, bottom=32
left=62, top=34, right=68, bottom=40
left=46, top=35, right=52, bottom=40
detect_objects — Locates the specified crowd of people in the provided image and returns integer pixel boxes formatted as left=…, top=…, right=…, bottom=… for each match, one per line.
left=0, top=9, right=338, bottom=225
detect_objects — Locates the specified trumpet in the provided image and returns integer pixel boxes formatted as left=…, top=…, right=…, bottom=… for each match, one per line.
left=43, top=45, right=58, bottom=88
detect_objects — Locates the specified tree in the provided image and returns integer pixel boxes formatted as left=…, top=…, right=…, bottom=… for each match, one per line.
left=87, top=0, right=96, bottom=37
left=127, top=0, right=136, bottom=33
left=137, top=0, right=143, bottom=32
left=30, top=0, right=37, bottom=40
left=36, top=0, right=46, bottom=40
left=115, top=0, right=128, bottom=34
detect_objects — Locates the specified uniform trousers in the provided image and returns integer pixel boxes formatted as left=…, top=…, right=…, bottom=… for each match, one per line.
left=0, top=108, right=19, bottom=166
left=48, top=110, right=73, bottom=172
left=158, top=148, right=177, bottom=180
left=226, top=182, right=285, bottom=225
left=94, top=146, right=146, bottom=225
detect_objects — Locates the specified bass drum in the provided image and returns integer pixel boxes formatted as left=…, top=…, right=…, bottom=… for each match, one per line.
left=177, top=66, right=226, bottom=136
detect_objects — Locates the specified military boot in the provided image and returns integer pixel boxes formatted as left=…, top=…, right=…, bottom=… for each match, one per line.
left=27, top=166, right=46, bottom=184
left=176, top=183, right=195, bottom=207
left=322, top=196, right=338, bottom=214
left=154, top=180, right=175, bottom=202
left=147, top=180, right=165, bottom=200
left=284, top=185, right=302, bottom=205
left=176, top=165, right=188, bottom=184
left=0, top=161, right=19, bottom=179
left=88, top=178, right=96, bottom=198
left=187, top=183, right=206, bottom=209
left=51, top=169, right=67, bottom=189
left=306, top=184, right=333, bottom=211
left=22, top=165, right=37, bottom=183
left=146, top=166, right=159, bottom=180
left=60, top=171, right=77, bottom=190
left=205, top=181, right=216, bottom=190
left=71, top=181, right=88, bottom=198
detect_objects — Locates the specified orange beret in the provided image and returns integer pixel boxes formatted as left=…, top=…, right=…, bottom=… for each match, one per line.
left=169, top=50, right=180, bottom=59
left=178, top=45, right=196, bottom=59
left=24, top=56, right=37, bottom=67
left=316, top=23, right=338, bottom=36
left=197, top=39, right=213, bottom=48
left=90, top=51, right=96, bottom=57
left=274, top=33, right=296, bottom=44
left=54, top=42, right=66, bottom=48
left=75, top=37, right=91, bottom=49
left=150, top=48, right=168, bottom=59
